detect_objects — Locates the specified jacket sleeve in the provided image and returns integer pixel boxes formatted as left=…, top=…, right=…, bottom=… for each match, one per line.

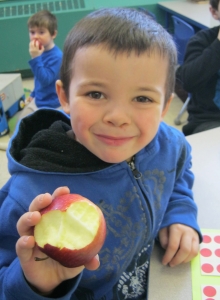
left=0, top=180, right=81, bottom=300
left=30, top=89, right=35, bottom=98
left=160, top=140, right=202, bottom=242
left=177, top=28, right=220, bottom=92
left=28, top=54, right=62, bottom=88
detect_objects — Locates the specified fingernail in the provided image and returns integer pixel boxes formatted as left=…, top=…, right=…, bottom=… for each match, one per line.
left=38, top=195, right=43, bottom=203
left=28, top=212, right=34, bottom=220
left=23, top=236, right=29, bottom=243
left=95, top=254, right=100, bottom=262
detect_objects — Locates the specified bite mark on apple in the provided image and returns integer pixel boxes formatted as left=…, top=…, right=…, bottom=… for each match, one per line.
left=34, top=194, right=106, bottom=268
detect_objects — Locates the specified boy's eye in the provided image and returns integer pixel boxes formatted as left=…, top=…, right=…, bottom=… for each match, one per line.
left=135, top=96, right=152, bottom=103
left=88, top=92, right=103, bottom=99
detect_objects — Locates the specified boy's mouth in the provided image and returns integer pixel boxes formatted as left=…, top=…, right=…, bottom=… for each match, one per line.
left=95, top=134, right=133, bottom=146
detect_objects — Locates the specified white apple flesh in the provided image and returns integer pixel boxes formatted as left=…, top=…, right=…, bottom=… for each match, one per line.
left=34, top=194, right=106, bottom=268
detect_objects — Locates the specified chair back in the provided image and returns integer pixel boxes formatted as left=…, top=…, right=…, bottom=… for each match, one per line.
left=172, top=15, right=195, bottom=65
left=137, top=7, right=157, bottom=20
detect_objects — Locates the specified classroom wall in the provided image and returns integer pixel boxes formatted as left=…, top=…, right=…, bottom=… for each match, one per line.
left=0, top=0, right=177, bottom=76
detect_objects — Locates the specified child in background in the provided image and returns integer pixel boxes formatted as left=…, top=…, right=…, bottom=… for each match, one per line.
left=19, top=10, right=62, bottom=119
left=176, top=0, right=220, bottom=136
left=0, top=8, right=201, bottom=299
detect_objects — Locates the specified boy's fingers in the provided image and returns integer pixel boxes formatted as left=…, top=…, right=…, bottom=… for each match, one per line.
left=17, top=211, right=41, bottom=236
left=29, top=187, right=70, bottom=212
left=162, top=235, right=180, bottom=266
left=17, top=187, right=71, bottom=241
left=16, top=236, right=36, bottom=263
left=168, top=245, right=190, bottom=267
left=51, top=186, right=70, bottom=199
left=84, top=255, right=100, bottom=271
left=159, top=227, right=169, bottom=250
left=29, top=193, right=52, bottom=212
left=183, top=238, right=199, bottom=263
left=162, top=247, right=176, bottom=266
left=164, top=234, right=199, bottom=267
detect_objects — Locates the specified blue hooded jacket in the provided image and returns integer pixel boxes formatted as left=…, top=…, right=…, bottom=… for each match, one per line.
left=0, top=109, right=201, bottom=300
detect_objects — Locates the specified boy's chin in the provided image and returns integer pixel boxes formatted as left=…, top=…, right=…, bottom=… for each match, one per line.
left=99, top=155, right=133, bottom=164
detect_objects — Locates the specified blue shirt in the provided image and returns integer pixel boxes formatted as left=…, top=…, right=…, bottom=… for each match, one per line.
left=29, top=45, right=62, bottom=108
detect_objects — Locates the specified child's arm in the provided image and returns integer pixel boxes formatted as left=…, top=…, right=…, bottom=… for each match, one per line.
left=15, top=186, right=99, bottom=296
left=177, top=28, right=220, bottom=91
left=29, top=46, right=62, bottom=87
left=158, top=224, right=199, bottom=267
left=158, top=138, right=201, bottom=267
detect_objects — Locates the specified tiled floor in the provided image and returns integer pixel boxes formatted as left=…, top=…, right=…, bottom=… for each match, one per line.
left=0, top=77, right=188, bottom=188
left=22, top=77, right=34, bottom=91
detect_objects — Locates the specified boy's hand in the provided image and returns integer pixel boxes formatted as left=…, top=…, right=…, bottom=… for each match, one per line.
left=159, top=224, right=199, bottom=267
left=25, top=96, right=33, bottom=104
left=29, top=40, right=44, bottom=58
left=217, top=28, right=220, bottom=41
left=16, top=187, right=100, bottom=295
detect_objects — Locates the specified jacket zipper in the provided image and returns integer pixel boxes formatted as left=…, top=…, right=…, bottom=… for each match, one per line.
left=128, top=156, right=142, bottom=179
left=128, top=156, right=154, bottom=231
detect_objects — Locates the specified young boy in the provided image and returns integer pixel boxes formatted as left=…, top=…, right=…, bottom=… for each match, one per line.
left=0, top=8, right=201, bottom=299
left=19, top=10, right=63, bottom=119
left=176, top=0, right=220, bottom=136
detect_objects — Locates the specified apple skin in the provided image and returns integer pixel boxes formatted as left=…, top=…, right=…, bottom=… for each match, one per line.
left=34, top=194, right=106, bottom=268
left=34, top=38, right=42, bottom=50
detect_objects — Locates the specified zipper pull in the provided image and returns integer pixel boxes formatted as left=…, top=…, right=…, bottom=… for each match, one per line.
left=128, top=157, right=142, bottom=179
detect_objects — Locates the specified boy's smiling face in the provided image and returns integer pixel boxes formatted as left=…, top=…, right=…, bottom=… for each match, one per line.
left=57, top=46, right=172, bottom=163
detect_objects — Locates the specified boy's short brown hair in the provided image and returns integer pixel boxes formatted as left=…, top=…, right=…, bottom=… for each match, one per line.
left=60, top=7, right=177, bottom=104
left=209, top=0, right=220, bottom=10
left=28, top=10, right=57, bottom=36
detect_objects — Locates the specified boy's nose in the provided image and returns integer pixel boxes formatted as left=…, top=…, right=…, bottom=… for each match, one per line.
left=103, top=104, right=131, bottom=127
left=32, top=33, right=39, bottom=39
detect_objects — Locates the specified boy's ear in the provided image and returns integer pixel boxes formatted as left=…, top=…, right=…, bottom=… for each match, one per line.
left=161, top=94, right=173, bottom=120
left=209, top=6, right=220, bottom=20
left=56, top=80, right=70, bottom=114
left=52, top=30, right=57, bottom=40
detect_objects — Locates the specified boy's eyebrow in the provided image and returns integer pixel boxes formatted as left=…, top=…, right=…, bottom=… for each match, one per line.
left=77, top=81, right=163, bottom=96
left=137, top=86, right=163, bottom=94
left=78, top=82, right=161, bottom=91
left=77, top=81, right=106, bottom=88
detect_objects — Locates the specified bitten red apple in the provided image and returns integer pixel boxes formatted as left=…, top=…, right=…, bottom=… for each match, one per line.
left=34, top=194, right=106, bottom=268
left=34, top=38, right=42, bottom=50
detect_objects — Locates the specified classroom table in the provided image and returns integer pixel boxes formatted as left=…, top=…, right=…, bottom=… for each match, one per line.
left=158, top=0, right=219, bottom=30
left=148, top=127, right=220, bottom=299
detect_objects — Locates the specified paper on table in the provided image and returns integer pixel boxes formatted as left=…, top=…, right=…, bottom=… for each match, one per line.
left=191, top=229, right=220, bottom=300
